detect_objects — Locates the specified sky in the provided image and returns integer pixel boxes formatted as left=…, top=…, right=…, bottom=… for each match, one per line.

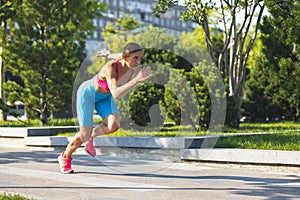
left=177, top=0, right=269, bottom=26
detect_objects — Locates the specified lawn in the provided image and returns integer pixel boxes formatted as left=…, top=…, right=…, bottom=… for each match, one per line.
left=1, top=119, right=300, bottom=151
left=215, top=131, right=300, bottom=151
left=54, top=121, right=300, bottom=151
left=0, top=118, right=77, bottom=127
left=216, top=122, right=300, bottom=151
left=0, top=193, right=34, bottom=200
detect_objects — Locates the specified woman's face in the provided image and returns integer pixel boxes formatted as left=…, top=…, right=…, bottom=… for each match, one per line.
left=125, top=50, right=144, bottom=68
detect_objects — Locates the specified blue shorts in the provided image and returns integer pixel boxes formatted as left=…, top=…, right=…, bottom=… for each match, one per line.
left=76, top=78, right=118, bottom=126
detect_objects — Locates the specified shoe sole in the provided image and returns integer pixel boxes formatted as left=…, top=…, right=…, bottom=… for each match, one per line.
left=60, top=169, right=74, bottom=174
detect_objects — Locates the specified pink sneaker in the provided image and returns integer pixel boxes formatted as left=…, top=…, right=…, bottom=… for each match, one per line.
left=85, top=138, right=96, bottom=157
left=57, top=151, right=74, bottom=174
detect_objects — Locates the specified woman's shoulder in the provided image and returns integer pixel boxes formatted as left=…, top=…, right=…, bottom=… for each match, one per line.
left=104, top=59, right=119, bottom=77
left=98, top=60, right=115, bottom=77
left=107, top=59, right=118, bottom=68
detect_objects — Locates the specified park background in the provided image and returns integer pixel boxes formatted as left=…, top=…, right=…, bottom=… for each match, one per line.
left=0, top=0, right=299, bottom=140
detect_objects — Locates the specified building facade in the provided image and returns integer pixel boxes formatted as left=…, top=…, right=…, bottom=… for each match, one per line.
left=85, top=0, right=196, bottom=54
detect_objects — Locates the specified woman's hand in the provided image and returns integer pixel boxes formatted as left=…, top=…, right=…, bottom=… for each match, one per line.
left=135, top=66, right=151, bottom=83
left=111, top=66, right=151, bottom=100
left=96, top=49, right=111, bottom=58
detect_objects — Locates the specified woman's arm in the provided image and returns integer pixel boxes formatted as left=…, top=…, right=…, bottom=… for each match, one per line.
left=107, top=66, right=151, bottom=100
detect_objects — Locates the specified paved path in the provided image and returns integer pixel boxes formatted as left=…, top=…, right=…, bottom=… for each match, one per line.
left=0, top=139, right=300, bottom=200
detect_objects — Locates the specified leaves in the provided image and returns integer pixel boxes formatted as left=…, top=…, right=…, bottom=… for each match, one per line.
left=3, top=0, right=105, bottom=123
left=244, top=0, right=300, bottom=121
left=153, top=0, right=179, bottom=17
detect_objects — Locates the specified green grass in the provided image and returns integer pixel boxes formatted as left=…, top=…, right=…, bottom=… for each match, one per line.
left=2, top=119, right=300, bottom=151
left=215, top=131, right=300, bottom=151
left=0, top=193, right=34, bottom=200
left=58, top=121, right=300, bottom=137
left=225, top=121, right=300, bottom=133
left=0, top=118, right=78, bottom=127
left=101, top=122, right=300, bottom=151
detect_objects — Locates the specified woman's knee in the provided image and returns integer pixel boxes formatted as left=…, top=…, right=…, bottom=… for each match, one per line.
left=107, top=120, right=119, bottom=133
left=105, top=114, right=120, bottom=133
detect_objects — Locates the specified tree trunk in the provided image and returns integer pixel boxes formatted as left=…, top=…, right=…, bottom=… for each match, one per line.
left=230, top=94, right=242, bottom=128
left=0, top=21, right=7, bottom=121
left=0, top=44, right=4, bottom=121
left=40, top=73, right=48, bottom=125
left=40, top=112, right=48, bottom=125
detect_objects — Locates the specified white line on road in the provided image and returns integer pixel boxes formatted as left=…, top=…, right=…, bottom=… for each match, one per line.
left=0, top=167, right=172, bottom=192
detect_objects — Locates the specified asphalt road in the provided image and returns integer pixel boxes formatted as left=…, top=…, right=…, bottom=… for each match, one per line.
left=0, top=139, right=299, bottom=200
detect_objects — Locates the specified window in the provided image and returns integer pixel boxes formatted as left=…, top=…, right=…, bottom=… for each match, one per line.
left=93, top=19, right=97, bottom=26
left=99, top=19, right=104, bottom=28
left=154, top=17, right=159, bottom=25
left=100, top=33, right=104, bottom=40
left=141, top=13, right=145, bottom=20
left=171, top=20, right=175, bottom=27
left=149, top=14, right=153, bottom=22
left=165, top=19, right=169, bottom=27
left=93, top=30, right=98, bottom=39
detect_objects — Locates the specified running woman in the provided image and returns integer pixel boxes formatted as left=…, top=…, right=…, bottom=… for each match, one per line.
left=58, top=42, right=151, bottom=173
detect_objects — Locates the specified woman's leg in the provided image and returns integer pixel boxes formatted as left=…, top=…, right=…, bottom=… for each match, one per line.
left=58, top=79, right=95, bottom=173
left=91, top=113, right=120, bottom=138
left=63, top=126, right=93, bottom=158
left=58, top=126, right=93, bottom=173
left=84, top=113, right=119, bottom=157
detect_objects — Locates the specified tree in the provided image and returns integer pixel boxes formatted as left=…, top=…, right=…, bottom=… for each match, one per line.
left=0, top=0, right=16, bottom=120
left=244, top=0, right=300, bottom=121
left=103, top=14, right=142, bottom=42
left=114, top=26, right=178, bottom=129
left=86, top=15, right=143, bottom=77
left=263, top=0, right=300, bottom=120
left=3, top=0, right=106, bottom=124
left=102, top=25, right=224, bottom=131
left=242, top=53, right=284, bottom=121
left=154, top=0, right=265, bottom=127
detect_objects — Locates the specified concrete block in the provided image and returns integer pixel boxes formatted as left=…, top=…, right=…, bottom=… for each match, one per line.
left=27, top=126, right=79, bottom=136
left=180, top=148, right=300, bottom=165
left=0, top=128, right=28, bottom=138
left=0, top=126, right=79, bottom=138
left=94, top=136, right=185, bottom=149
left=24, top=136, right=73, bottom=147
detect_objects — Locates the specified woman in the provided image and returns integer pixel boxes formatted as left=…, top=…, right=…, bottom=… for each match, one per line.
left=58, top=42, right=151, bottom=173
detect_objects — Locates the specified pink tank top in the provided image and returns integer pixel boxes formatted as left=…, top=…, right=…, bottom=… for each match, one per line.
left=97, top=60, right=119, bottom=92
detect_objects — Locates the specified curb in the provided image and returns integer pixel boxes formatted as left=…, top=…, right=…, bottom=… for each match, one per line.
left=24, top=136, right=220, bottom=162
left=2, top=127, right=299, bottom=166
left=181, top=148, right=300, bottom=166
left=23, top=136, right=300, bottom=166
left=24, top=136, right=219, bottom=149
left=0, top=126, right=79, bottom=137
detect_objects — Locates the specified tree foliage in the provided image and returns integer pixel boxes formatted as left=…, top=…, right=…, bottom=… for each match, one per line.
left=244, top=0, right=300, bottom=121
left=153, top=0, right=265, bottom=128
left=2, top=0, right=106, bottom=124
left=103, top=14, right=142, bottom=42
left=101, top=20, right=221, bottom=130
left=0, top=0, right=16, bottom=120
left=117, top=26, right=178, bottom=129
